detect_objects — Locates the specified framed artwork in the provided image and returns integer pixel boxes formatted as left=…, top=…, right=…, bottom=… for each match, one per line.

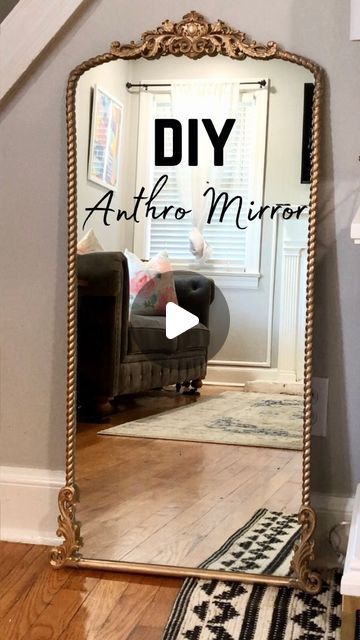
left=88, top=85, right=123, bottom=190
left=301, top=82, right=314, bottom=184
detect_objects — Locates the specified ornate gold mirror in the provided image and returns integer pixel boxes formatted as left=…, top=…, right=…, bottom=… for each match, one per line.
left=51, top=11, right=323, bottom=593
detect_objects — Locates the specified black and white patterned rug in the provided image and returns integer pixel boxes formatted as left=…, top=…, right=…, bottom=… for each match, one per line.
left=198, top=509, right=301, bottom=576
left=162, top=509, right=342, bottom=640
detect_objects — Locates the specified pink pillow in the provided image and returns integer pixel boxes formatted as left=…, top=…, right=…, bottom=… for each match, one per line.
left=125, top=249, right=178, bottom=316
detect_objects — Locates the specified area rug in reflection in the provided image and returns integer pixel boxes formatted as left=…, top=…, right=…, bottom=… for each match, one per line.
left=99, top=391, right=303, bottom=450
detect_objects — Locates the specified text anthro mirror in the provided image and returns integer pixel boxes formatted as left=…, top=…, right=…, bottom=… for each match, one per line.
left=51, top=12, right=323, bottom=594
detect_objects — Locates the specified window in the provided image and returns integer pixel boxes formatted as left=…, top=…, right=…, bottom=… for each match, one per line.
left=133, top=82, right=268, bottom=281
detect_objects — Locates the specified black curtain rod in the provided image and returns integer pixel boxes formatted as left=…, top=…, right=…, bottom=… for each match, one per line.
left=126, top=80, right=267, bottom=90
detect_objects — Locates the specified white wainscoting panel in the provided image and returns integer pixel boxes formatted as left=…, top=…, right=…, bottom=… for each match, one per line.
left=277, top=239, right=307, bottom=381
left=0, top=466, right=65, bottom=545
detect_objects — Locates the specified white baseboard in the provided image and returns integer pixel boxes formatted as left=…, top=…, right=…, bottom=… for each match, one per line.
left=0, top=466, right=65, bottom=545
left=341, top=483, right=360, bottom=596
left=205, top=365, right=289, bottom=385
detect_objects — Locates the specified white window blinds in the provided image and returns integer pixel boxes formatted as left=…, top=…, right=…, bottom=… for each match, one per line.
left=149, top=96, right=192, bottom=260
left=149, top=91, right=264, bottom=272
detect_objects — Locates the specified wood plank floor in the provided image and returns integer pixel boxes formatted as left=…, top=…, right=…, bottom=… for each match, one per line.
left=0, top=542, right=180, bottom=640
left=76, top=386, right=302, bottom=566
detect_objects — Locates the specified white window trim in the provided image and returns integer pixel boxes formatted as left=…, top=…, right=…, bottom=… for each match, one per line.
left=133, top=79, right=269, bottom=288
left=242, top=83, right=268, bottom=275
left=168, top=262, right=261, bottom=289
left=133, top=89, right=155, bottom=258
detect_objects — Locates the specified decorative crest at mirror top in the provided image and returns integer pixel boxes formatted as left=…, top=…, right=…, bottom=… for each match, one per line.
left=110, top=11, right=278, bottom=60
left=51, top=10, right=323, bottom=595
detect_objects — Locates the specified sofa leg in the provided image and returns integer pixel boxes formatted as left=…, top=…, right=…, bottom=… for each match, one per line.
left=181, top=379, right=202, bottom=396
left=77, top=395, right=114, bottom=423
left=94, top=396, right=114, bottom=415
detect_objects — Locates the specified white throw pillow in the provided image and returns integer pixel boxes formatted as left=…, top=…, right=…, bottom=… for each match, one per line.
left=125, top=249, right=178, bottom=315
left=77, top=229, right=104, bottom=254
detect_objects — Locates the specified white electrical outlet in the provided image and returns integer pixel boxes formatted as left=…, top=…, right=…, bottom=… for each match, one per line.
left=312, top=377, right=328, bottom=437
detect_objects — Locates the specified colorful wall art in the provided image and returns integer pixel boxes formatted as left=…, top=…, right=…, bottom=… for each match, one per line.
left=88, top=85, right=123, bottom=190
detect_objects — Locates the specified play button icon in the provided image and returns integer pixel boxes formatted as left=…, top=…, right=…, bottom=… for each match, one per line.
left=129, top=268, right=230, bottom=365
left=166, top=302, right=199, bottom=340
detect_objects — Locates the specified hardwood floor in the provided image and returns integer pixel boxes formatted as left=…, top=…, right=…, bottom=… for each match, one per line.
left=76, top=386, right=302, bottom=566
left=1, top=390, right=302, bottom=639
left=0, top=542, right=180, bottom=640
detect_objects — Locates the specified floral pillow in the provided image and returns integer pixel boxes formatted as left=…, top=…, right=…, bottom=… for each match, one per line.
left=125, top=249, right=178, bottom=316
left=77, top=229, right=104, bottom=254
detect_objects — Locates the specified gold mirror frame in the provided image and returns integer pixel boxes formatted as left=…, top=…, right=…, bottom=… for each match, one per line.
left=50, top=11, right=323, bottom=594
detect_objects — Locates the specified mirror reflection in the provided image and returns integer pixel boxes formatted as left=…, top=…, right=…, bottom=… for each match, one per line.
left=75, top=54, right=313, bottom=575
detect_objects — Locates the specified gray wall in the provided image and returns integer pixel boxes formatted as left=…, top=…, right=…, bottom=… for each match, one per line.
left=1, top=0, right=360, bottom=497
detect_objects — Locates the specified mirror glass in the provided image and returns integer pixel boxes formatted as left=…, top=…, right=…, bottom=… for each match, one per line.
left=75, top=53, right=314, bottom=576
